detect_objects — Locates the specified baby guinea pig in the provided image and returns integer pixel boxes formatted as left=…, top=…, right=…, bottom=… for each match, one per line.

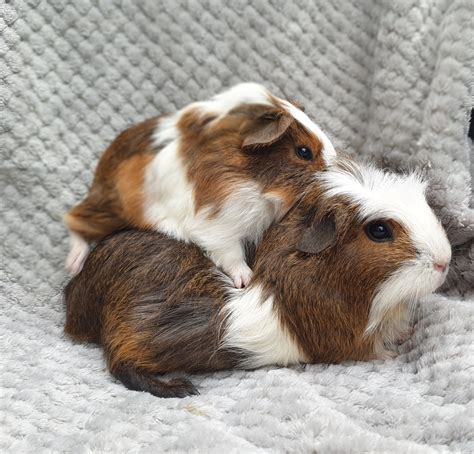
left=64, top=157, right=451, bottom=398
left=64, top=82, right=337, bottom=287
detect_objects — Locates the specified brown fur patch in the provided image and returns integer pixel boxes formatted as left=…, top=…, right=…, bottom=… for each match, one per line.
left=65, top=117, right=161, bottom=241
left=115, top=154, right=154, bottom=226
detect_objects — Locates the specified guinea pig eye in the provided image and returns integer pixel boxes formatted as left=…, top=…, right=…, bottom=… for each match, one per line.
left=365, top=221, right=393, bottom=242
left=295, top=146, right=313, bottom=161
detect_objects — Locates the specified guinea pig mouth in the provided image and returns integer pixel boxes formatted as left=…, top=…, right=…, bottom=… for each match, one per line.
left=420, top=264, right=450, bottom=297
left=411, top=253, right=450, bottom=293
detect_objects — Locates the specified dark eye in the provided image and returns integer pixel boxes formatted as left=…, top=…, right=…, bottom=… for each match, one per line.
left=295, top=146, right=313, bottom=161
left=365, top=221, right=393, bottom=242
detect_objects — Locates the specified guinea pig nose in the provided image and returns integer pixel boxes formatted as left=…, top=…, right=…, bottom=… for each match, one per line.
left=434, top=262, right=448, bottom=273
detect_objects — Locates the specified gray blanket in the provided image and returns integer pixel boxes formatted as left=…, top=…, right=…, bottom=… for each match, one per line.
left=1, top=1, right=473, bottom=452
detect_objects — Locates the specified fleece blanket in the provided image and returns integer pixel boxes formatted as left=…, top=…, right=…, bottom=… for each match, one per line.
left=1, top=0, right=473, bottom=452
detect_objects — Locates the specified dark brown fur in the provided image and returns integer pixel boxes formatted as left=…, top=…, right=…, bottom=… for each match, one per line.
left=65, top=177, right=417, bottom=398
left=64, top=231, right=244, bottom=397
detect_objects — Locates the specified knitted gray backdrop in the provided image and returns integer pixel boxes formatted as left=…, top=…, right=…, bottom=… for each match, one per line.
left=1, top=0, right=473, bottom=452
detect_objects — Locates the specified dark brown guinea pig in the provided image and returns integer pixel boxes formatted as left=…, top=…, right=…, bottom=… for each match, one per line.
left=64, top=83, right=337, bottom=288
left=64, top=157, right=451, bottom=398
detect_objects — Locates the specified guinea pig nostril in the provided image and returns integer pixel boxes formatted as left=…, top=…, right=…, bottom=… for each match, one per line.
left=434, top=262, right=448, bottom=273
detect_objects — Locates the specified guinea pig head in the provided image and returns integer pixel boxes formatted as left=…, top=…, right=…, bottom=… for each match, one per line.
left=253, top=158, right=452, bottom=362
left=177, top=83, right=337, bottom=214
left=237, top=99, right=337, bottom=204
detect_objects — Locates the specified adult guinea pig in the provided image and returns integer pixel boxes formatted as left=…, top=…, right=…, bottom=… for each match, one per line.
left=64, top=157, right=451, bottom=398
left=64, top=82, right=337, bottom=287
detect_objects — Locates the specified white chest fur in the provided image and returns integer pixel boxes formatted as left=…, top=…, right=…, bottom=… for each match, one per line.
left=221, top=285, right=307, bottom=368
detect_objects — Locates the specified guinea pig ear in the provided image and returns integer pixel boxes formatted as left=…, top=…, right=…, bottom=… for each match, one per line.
left=298, top=214, right=337, bottom=255
left=242, top=111, right=294, bottom=149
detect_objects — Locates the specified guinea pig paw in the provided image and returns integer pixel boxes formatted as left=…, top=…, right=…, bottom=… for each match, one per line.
left=229, top=264, right=253, bottom=288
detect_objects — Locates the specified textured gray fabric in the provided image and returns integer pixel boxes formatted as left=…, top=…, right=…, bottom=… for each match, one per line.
left=1, top=0, right=473, bottom=452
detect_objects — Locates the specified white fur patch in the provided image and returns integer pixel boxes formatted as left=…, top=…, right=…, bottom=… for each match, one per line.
left=221, top=285, right=306, bottom=368
left=154, top=113, right=180, bottom=146
left=144, top=138, right=195, bottom=239
left=193, top=82, right=273, bottom=116
left=65, top=232, right=90, bottom=275
left=280, top=99, right=337, bottom=165
left=194, top=184, right=286, bottom=267
left=366, top=260, right=447, bottom=337
left=317, top=159, right=452, bottom=334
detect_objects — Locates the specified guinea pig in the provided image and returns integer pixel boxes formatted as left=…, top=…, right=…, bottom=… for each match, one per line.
left=64, top=157, right=451, bottom=398
left=64, top=82, right=337, bottom=287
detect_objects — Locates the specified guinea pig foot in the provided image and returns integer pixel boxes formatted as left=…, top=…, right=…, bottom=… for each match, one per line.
left=65, top=234, right=90, bottom=275
left=228, top=263, right=253, bottom=288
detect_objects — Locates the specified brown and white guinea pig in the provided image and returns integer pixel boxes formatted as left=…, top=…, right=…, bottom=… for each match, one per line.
left=64, top=83, right=337, bottom=287
left=64, top=157, right=451, bottom=398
